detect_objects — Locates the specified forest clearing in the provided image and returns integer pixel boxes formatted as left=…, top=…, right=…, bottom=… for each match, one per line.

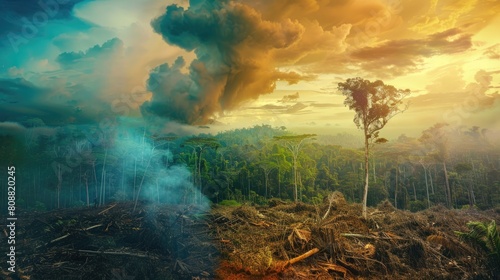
left=1, top=195, right=499, bottom=280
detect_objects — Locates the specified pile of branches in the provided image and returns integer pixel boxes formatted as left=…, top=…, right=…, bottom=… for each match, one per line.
left=2, top=193, right=499, bottom=279
left=211, top=192, right=500, bottom=279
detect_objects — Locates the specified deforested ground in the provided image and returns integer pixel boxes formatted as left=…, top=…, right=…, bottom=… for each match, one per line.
left=2, top=193, right=499, bottom=280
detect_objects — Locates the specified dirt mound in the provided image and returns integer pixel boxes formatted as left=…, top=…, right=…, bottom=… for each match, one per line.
left=2, top=197, right=499, bottom=279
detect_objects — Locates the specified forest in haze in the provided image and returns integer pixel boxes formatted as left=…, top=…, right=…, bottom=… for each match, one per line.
left=2, top=122, right=499, bottom=213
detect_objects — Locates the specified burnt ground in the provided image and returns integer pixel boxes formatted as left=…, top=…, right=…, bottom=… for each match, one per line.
left=1, top=193, right=499, bottom=280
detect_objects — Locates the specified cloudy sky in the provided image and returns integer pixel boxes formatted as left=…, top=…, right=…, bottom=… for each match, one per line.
left=0, top=0, right=499, bottom=138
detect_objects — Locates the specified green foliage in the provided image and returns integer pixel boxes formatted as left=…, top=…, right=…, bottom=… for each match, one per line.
left=34, top=201, right=47, bottom=211
left=218, top=200, right=241, bottom=207
left=455, top=220, right=500, bottom=277
left=460, top=204, right=478, bottom=210
left=408, top=200, right=427, bottom=212
left=70, top=200, right=86, bottom=208
left=338, top=77, right=410, bottom=141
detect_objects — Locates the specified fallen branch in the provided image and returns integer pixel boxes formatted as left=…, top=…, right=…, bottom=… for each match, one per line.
left=98, top=204, right=117, bottom=215
left=49, top=233, right=71, bottom=244
left=341, top=232, right=404, bottom=240
left=319, top=262, right=351, bottom=279
left=83, top=224, right=102, bottom=231
left=271, top=248, right=320, bottom=273
left=287, top=247, right=319, bottom=266
left=77, top=249, right=149, bottom=258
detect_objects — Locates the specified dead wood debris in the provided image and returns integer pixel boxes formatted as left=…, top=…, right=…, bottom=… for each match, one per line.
left=1, top=196, right=500, bottom=280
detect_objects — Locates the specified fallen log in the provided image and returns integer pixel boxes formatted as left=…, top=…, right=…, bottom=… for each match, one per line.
left=286, top=247, right=319, bottom=266
left=98, top=204, right=117, bottom=215
left=49, top=233, right=71, bottom=244
left=83, top=224, right=102, bottom=231
left=77, top=249, right=150, bottom=258
left=271, top=247, right=320, bottom=273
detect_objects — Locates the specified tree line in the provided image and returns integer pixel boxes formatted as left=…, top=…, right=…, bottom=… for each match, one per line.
left=1, top=123, right=499, bottom=212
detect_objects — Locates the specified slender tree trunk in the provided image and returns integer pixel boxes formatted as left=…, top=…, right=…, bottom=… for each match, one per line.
left=293, top=154, right=298, bottom=202
left=429, top=167, right=434, bottom=194
left=443, top=161, right=452, bottom=208
left=100, top=149, right=108, bottom=206
left=362, top=134, right=369, bottom=218
left=134, top=154, right=153, bottom=212
left=85, top=177, right=89, bottom=207
left=423, top=166, right=430, bottom=208
left=372, top=155, right=376, bottom=183
left=93, top=162, right=98, bottom=205
left=395, top=165, right=399, bottom=209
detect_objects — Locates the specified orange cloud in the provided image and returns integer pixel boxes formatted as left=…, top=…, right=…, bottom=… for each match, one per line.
left=350, top=28, right=472, bottom=77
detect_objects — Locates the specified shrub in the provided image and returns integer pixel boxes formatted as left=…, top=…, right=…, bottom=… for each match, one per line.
left=408, top=200, right=427, bottom=212
left=455, top=220, right=500, bottom=278
left=219, top=200, right=241, bottom=207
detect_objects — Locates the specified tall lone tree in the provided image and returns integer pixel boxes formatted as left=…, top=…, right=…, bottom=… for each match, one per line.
left=338, top=77, right=410, bottom=218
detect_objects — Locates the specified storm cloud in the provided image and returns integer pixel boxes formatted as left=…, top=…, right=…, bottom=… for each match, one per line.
left=141, top=0, right=310, bottom=124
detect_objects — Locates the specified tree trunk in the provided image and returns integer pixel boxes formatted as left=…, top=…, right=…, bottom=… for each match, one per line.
left=85, top=177, right=89, bottom=207
left=372, top=155, right=376, bottom=183
left=362, top=134, right=369, bottom=219
left=100, top=149, right=108, bottom=206
left=443, top=161, right=452, bottom=208
left=429, top=166, right=435, bottom=194
left=293, top=154, right=298, bottom=202
left=134, top=154, right=153, bottom=212
left=394, top=165, right=398, bottom=209
left=423, top=166, right=430, bottom=208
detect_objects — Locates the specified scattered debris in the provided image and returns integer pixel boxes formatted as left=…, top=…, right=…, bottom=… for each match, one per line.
left=1, top=196, right=499, bottom=279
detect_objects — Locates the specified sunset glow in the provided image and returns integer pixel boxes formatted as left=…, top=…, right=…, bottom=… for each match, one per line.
left=0, top=0, right=499, bottom=137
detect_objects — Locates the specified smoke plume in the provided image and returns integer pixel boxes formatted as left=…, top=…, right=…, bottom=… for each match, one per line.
left=141, top=0, right=309, bottom=124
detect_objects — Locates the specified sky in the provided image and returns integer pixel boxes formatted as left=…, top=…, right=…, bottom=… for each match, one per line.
left=0, top=0, right=499, bottom=139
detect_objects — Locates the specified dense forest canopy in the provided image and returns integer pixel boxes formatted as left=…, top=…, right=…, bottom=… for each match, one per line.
left=1, top=122, right=499, bottom=213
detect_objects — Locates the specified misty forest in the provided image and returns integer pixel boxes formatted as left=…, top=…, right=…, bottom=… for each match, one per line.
left=2, top=122, right=500, bottom=214
left=1, top=0, right=500, bottom=279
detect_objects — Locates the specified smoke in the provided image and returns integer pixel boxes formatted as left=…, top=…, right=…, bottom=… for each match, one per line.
left=141, top=0, right=310, bottom=124
left=111, top=128, right=209, bottom=209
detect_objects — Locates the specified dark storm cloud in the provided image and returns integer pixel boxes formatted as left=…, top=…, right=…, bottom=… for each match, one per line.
left=0, top=78, right=78, bottom=124
left=56, top=37, right=124, bottom=69
left=0, top=0, right=86, bottom=39
left=0, top=36, right=132, bottom=126
left=141, top=0, right=311, bottom=125
left=0, top=78, right=75, bottom=125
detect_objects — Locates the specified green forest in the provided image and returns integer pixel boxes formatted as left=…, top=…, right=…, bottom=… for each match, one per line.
left=2, top=122, right=499, bottom=213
